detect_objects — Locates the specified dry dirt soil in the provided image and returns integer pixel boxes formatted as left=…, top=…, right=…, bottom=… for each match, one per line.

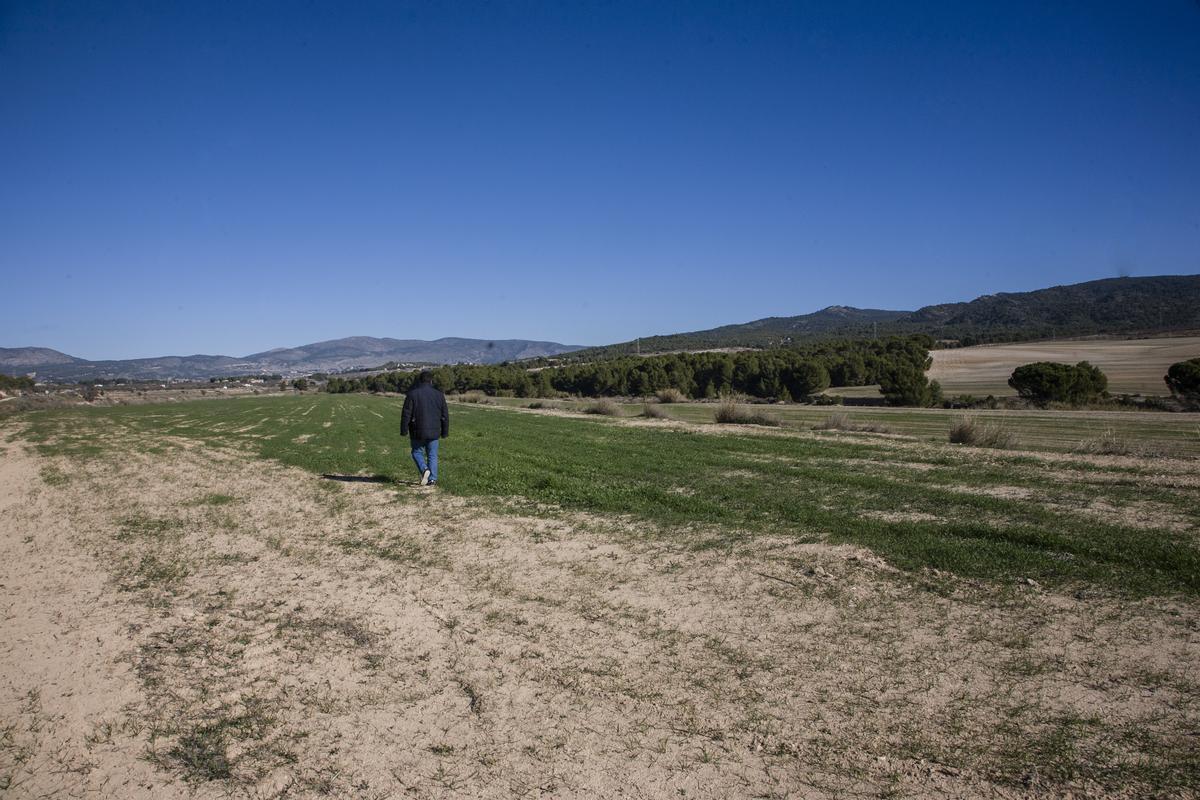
left=1, top=426, right=1197, bottom=799
left=927, top=336, right=1200, bottom=397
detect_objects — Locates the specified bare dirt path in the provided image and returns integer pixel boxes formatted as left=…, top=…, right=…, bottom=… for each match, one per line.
left=1, top=432, right=1197, bottom=798
left=0, top=439, right=172, bottom=797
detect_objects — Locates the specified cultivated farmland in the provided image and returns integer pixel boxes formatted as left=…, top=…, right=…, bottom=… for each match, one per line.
left=1, top=394, right=1198, bottom=798
left=927, top=335, right=1200, bottom=397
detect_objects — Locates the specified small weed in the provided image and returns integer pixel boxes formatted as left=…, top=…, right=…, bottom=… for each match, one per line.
left=456, top=677, right=484, bottom=714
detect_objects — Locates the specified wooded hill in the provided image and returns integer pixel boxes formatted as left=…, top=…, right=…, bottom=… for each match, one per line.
left=576, top=275, right=1200, bottom=358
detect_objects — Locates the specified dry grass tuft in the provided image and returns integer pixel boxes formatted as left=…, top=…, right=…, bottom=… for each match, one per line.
left=948, top=416, right=1016, bottom=449
left=455, top=391, right=493, bottom=404
left=641, top=404, right=670, bottom=419
left=655, top=388, right=687, bottom=404
left=714, top=398, right=781, bottom=427
left=583, top=399, right=622, bottom=416
left=1075, top=428, right=1132, bottom=456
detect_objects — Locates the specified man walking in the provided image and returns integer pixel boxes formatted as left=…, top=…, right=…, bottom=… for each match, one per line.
left=400, top=370, right=449, bottom=486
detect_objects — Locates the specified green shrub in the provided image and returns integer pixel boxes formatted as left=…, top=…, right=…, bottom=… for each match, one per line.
left=1009, top=361, right=1107, bottom=406
left=0, top=373, right=35, bottom=392
left=1165, top=358, right=1200, bottom=407
left=879, top=365, right=939, bottom=407
left=782, top=361, right=830, bottom=399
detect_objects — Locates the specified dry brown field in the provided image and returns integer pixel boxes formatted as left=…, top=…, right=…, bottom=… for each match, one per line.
left=927, top=336, right=1200, bottom=397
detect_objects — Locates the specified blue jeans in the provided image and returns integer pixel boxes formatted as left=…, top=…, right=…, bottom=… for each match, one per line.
left=410, top=437, right=439, bottom=481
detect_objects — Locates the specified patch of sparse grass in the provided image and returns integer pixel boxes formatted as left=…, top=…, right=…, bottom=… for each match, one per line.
left=812, top=412, right=893, bottom=434
left=121, top=553, right=190, bottom=591
left=949, top=416, right=1017, bottom=449
left=116, top=513, right=182, bottom=542
left=337, top=532, right=448, bottom=569
left=38, top=464, right=69, bottom=486
left=164, top=699, right=275, bottom=783
left=276, top=608, right=376, bottom=649
left=189, top=492, right=236, bottom=507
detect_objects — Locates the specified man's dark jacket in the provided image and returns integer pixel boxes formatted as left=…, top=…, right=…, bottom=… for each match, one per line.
left=401, top=382, right=449, bottom=441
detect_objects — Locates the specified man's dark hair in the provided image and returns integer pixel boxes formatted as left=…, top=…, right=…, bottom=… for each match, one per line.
left=419, top=370, right=433, bottom=384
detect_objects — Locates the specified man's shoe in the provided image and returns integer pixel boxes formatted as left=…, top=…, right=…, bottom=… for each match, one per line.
left=420, top=469, right=431, bottom=486
left=428, top=480, right=437, bottom=487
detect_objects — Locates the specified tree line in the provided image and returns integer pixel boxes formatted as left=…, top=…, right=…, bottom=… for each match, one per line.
left=326, top=335, right=940, bottom=405
left=0, top=373, right=35, bottom=391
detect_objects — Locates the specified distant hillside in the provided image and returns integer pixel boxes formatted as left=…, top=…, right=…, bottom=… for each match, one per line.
left=895, top=275, right=1200, bottom=342
left=576, top=275, right=1200, bottom=358
left=0, top=347, right=82, bottom=368
left=578, top=307, right=909, bottom=359
left=1, top=337, right=586, bottom=382
left=244, top=337, right=583, bottom=370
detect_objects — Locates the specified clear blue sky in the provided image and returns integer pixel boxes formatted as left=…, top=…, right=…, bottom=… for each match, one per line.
left=2, top=1, right=1198, bottom=359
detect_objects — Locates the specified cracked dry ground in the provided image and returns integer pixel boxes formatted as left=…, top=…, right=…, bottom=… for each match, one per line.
left=0, top=429, right=1197, bottom=799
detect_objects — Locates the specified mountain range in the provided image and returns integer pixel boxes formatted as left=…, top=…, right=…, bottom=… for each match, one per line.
left=573, top=275, right=1200, bottom=358
left=5, top=275, right=1199, bottom=381
left=0, top=337, right=586, bottom=382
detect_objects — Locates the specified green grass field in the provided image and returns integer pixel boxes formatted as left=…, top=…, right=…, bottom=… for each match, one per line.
left=18, top=393, right=1200, bottom=597
left=482, top=395, right=1200, bottom=456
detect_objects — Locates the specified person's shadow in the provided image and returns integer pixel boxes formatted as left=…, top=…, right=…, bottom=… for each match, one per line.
left=320, top=473, right=394, bottom=484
